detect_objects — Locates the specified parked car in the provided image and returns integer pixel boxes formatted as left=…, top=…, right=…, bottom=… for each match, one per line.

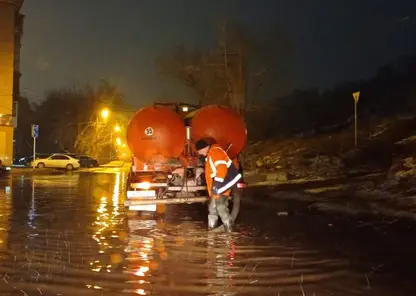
left=31, top=153, right=80, bottom=171
left=67, top=154, right=99, bottom=168
left=15, top=153, right=52, bottom=167
left=0, top=159, right=11, bottom=177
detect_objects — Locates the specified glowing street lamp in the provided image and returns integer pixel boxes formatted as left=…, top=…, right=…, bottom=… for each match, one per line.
left=100, top=108, right=110, bottom=120
left=116, top=137, right=122, bottom=146
left=114, top=125, right=121, bottom=132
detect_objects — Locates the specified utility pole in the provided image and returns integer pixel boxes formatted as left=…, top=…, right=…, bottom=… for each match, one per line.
left=220, top=21, right=233, bottom=106
left=237, top=33, right=246, bottom=117
left=352, top=91, right=360, bottom=147
left=214, top=20, right=246, bottom=116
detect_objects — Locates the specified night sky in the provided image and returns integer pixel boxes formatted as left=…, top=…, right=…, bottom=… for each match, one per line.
left=21, top=0, right=416, bottom=106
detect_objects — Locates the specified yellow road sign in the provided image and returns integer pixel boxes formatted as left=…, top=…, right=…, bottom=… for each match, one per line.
left=352, top=91, right=360, bottom=103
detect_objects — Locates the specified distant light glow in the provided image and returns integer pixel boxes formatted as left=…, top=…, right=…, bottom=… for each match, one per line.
left=100, top=108, right=110, bottom=120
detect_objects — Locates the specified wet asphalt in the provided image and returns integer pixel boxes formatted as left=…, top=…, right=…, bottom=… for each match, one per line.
left=0, top=172, right=415, bottom=295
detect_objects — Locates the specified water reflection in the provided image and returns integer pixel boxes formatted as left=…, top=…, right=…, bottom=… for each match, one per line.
left=0, top=179, right=12, bottom=251
left=31, top=174, right=80, bottom=188
left=124, top=217, right=160, bottom=295
left=0, top=173, right=411, bottom=295
left=206, top=233, right=237, bottom=295
left=27, top=179, right=36, bottom=231
left=90, top=172, right=126, bottom=273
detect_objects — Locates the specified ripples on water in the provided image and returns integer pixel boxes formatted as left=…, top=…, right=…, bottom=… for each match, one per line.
left=0, top=173, right=408, bottom=295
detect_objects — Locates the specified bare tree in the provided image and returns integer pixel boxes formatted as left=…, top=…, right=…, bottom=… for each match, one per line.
left=74, top=117, right=113, bottom=159
left=33, top=87, right=91, bottom=153
left=155, top=20, right=290, bottom=117
left=216, top=20, right=251, bottom=115
left=155, top=23, right=249, bottom=113
left=73, top=80, right=125, bottom=161
left=155, top=46, right=227, bottom=105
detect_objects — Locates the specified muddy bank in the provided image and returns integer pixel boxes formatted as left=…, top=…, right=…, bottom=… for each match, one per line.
left=241, top=116, right=416, bottom=221
left=243, top=172, right=416, bottom=222
left=243, top=116, right=416, bottom=183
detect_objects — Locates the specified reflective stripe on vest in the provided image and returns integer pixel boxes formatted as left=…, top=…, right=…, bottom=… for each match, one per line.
left=217, top=173, right=242, bottom=194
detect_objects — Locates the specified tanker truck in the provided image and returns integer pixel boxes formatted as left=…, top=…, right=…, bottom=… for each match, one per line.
left=124, top=102, right=247, bottom=218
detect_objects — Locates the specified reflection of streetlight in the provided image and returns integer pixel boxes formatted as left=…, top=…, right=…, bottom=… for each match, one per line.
left=90, top=173, right=122, bottom=272
left=114, top=125, right=121, bottom=132
left=0, top=179, right=12, bottom=247
left=100, top=108, right=110, bottom=120
left=116, top=137, right=122, bottom=146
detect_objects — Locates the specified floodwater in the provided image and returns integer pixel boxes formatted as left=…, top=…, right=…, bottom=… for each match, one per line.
left=0, top=173, right=414, bottom=295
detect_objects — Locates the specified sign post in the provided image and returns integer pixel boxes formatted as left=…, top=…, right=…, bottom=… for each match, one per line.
left=31, top=124, right=39, bottom=169
left=352, top=91, right=360, bottom=147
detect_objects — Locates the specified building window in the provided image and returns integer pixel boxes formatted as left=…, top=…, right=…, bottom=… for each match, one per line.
left=0, top=114, right=13, bottom=126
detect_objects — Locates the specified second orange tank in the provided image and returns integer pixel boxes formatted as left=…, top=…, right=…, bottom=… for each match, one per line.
left=190, top=105, right=247, bottom=159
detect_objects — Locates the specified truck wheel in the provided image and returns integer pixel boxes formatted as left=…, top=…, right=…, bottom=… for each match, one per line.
left=37, top=163, right=45, bottom=169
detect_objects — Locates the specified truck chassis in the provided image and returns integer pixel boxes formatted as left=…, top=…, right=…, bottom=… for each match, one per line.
left=124, top=168, right=246, bottom=221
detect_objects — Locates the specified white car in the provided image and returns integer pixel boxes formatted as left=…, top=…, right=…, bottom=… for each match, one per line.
left=32, top=153, right=80, bottom=170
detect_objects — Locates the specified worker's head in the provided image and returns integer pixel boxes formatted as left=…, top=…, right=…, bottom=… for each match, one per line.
left=195, top=139, right=210, bottom=156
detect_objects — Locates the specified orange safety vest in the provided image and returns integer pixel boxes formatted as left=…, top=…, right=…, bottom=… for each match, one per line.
left=205, top=144, right=242, bottom=198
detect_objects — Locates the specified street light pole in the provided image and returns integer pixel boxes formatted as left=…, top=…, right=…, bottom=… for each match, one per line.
left=110, top=132, right=113, bottom=160
left=95, top=107, right=110, bottom=160
left=112, top=124, right=121, bottom=161
left=32, top=136, right=36, bottom=169
left=354, top=101, right=357, bottom=146
left=94, top=115, right=99, bottom=159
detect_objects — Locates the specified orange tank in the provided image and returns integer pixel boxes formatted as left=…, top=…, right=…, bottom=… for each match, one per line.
left=190, top=105, right=247, bottom=159
left=126, top=106, right=186, bottom=164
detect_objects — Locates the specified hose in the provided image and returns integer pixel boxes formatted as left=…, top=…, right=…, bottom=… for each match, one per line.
left=230, top=191, right=241, bottom=221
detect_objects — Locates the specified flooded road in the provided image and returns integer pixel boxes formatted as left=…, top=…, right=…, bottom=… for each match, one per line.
left=0, top=173, right=414, bottom=295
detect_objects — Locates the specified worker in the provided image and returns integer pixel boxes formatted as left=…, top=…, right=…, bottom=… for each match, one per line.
left=195, top=138, right=242, bottom=232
